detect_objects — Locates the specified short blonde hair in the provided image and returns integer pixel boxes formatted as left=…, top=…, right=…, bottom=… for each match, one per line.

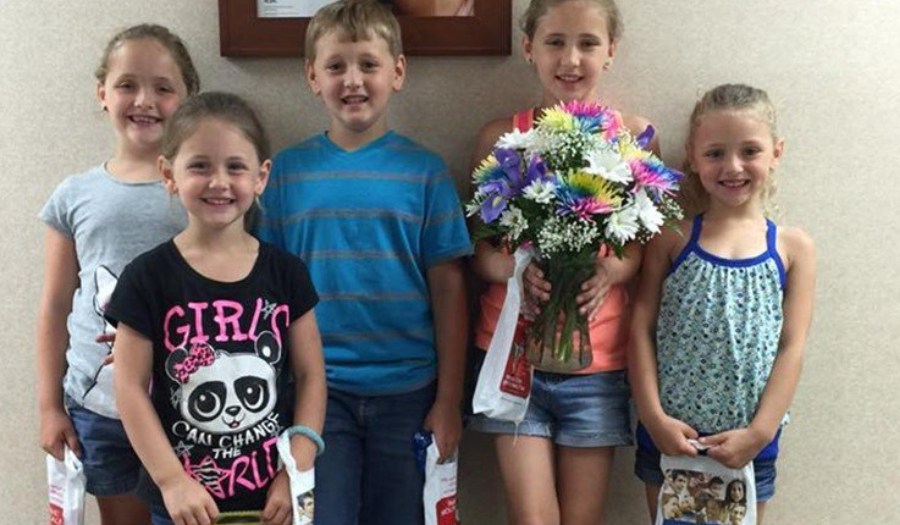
left=304, top=0, right=402, bottom=62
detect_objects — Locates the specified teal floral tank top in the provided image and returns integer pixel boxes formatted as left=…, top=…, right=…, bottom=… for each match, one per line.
left=656, top=215, right=787, bottom=434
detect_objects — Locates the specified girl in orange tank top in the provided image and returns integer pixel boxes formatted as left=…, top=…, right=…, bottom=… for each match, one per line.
left=466, top=1, right=661, bottom=523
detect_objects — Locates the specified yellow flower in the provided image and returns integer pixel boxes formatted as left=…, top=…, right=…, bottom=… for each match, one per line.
left=538, top=107, right=576, bottom=132
left=567, top=170, right=623, bottom=209
left=473, top=154, right=499, bottom=182
left=617, top=137, right=651, bottom=161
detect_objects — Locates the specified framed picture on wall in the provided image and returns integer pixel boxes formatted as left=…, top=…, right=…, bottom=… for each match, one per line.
left=219, top=0, right=512, bottom=57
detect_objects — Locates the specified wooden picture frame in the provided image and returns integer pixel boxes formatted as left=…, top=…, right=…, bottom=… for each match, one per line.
left=218, top=0, right=512, bottom=57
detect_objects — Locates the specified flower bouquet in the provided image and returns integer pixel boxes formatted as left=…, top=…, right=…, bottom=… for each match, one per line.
left=467, top=101, right=683, bottom=372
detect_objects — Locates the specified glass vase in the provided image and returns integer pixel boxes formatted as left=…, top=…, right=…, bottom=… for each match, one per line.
left=525, top=249, right=594, bottom=373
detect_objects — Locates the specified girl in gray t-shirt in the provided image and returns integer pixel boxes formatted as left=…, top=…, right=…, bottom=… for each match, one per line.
left=36, top=24, right=197, bottom=524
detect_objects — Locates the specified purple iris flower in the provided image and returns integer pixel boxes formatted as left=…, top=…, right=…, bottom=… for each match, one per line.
left=494, top=148, right=523, bottom=190
left=480, top=191, right=507, bottom=223
left=478, top=149, right=551, bottom=224
left=525, top=155, right=548, bottom=186
left=636, top=125, right=656, bottom=150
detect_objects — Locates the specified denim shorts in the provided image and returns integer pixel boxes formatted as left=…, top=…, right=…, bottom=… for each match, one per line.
left=633, top=423, right=780, bottom=502
left=66, top=397, right=141, bottom=496
left=467, top=352, right=632, bottom=447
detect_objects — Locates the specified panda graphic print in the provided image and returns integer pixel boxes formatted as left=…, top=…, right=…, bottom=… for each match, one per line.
left=167, top=331, right=284, bottom=500
left=169, top=332, right=280, bottom=435
left=105, top=240, right=318, bottom=511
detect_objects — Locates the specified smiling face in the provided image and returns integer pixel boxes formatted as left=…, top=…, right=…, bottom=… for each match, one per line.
left=306, top=30, right=406, bottom=149
left=729, top=503, right=747, bottom=524
left=727, top=480, right=746, bottom=503
left=523, top=0, right=616, bottom=106
left=688, top=109, right=783, bottom=212
left=97, top=38, right=187, bottom=157
left=161, top=118, right=269, bottom=234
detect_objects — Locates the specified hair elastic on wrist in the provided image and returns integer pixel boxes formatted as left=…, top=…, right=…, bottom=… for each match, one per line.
left=282, top=425, right=325, bottom=456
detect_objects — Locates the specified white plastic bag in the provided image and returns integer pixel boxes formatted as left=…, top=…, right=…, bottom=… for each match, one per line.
left=472, top=246, right=534, bottom=423
left=656, top=454, right=756, bottom=525
left=276, top=430, right=317, bottom=525
left=423, top=440, right=460, bottom=525
left=47, top=447, right=85, bottom=525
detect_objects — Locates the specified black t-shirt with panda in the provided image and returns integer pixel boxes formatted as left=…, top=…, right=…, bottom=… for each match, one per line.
left=106, top=239, right=318, bottom=513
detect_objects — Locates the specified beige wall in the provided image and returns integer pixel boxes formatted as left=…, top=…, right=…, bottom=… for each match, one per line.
left=3, top=1, right=898, bottom=523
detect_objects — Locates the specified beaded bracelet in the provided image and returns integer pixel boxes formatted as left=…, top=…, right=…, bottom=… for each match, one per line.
left=282, top=424, right=325, bottom=456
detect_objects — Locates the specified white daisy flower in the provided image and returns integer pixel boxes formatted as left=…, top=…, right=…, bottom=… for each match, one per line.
left=465, top=199, right=483, bottom=217
left=632, top=188, right=665, bottom=233
left=584, top=146, right=632, bottom=184
left=496, top=129, right=539, bottom=151
left=522, top=178, right=557, bottom=204
left=499, top=205, right=528, bottom=241
left=605, top=206, right=640, bottom=244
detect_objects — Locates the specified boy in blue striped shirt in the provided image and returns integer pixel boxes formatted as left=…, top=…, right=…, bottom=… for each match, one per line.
left=257, top=2, right=471, bottom=524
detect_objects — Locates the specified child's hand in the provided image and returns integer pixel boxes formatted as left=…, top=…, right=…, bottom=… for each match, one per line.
left=576, top=264, right=612, bottom=319
left=40, top=407, right=80, bottom=460
left=646, top=415, right=700, bottom=457
left=522, top=262, right=551, bottom=318
left=160, top=474, right=219, bottom=525
left=700, top=427, right=768, bottom=469
left=261, top=470, right=293, bottom=525
left=423, top=398, right=462, bottom=462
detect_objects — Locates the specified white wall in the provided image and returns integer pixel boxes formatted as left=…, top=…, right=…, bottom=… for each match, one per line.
left=2, top=1, right=898, bottom=523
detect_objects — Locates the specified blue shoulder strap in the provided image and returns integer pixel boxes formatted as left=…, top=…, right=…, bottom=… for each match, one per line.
left=766, top=219, right=787, bottom=288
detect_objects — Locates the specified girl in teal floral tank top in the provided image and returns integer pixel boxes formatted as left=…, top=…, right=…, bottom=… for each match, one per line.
left=629, top=84, right=816, bottom=524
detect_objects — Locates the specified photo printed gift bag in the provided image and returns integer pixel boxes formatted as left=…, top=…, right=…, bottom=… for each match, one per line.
left=657, top=454, right=756, bottom=525
left=277, top=429, right=318, bottom=525
left=47, top=447, right=85, bottom=525
left=472, top=247, right=534, bottom=423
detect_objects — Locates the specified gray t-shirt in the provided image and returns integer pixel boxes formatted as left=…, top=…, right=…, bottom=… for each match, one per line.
left=39, top=165, right=187, bottom=418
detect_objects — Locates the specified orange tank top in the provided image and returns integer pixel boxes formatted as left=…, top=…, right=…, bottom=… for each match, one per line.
left=473, top=108, right=630, bottom=373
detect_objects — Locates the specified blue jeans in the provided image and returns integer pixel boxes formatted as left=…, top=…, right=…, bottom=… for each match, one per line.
left=315, top=382, right=436, bottom=525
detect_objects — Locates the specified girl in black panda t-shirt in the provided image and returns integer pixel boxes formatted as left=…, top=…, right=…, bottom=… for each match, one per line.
left=107, top=92, right=326, bottom=525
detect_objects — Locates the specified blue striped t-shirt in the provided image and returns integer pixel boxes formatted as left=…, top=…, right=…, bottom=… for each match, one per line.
left=257, top=131, right=472, bottom=394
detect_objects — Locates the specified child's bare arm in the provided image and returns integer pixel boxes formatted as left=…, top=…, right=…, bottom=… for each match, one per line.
left=753, top=227, right=816, bottom=435
left=424, top=259, right=467, bottom=460
left=628, top=227, right=698, bottom=456
left=115, top=323, right=219, bottom=525
left=263, top=309, right=326, bottom=525
left=288, top=309, right=327, bottom=470
left=36, top=227, right=80, bottom=460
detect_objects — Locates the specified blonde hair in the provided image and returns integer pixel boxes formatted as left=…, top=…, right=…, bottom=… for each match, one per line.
left=521, top=0, right=623, bottom=42
left=681, top=83, right=780, bottom=215
left=304, top=0, right=402, bottom=62
left=95, top=24, right=200, bottom=96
